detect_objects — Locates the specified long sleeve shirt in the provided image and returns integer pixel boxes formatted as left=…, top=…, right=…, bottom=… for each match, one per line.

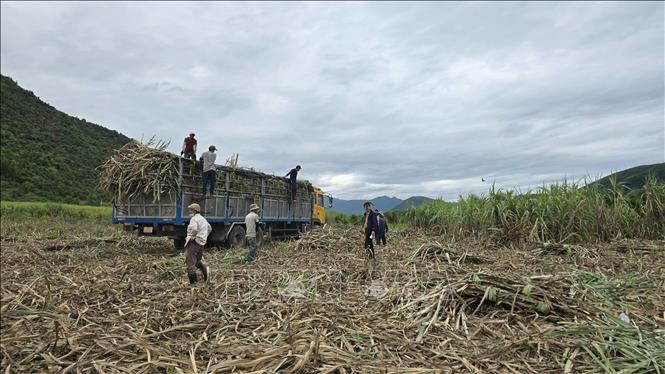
left=363, top=210, right=377, bottom=236
left=285, top=168, right=298, bottom=184
left=377, top=217, right=387, bottom=235
left=186, top=213, right=212, bottom=246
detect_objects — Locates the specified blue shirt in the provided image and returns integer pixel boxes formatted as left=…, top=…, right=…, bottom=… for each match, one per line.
left=286, top=168, right=298, bottom=183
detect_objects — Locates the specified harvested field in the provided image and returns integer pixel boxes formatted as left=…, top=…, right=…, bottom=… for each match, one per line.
left=1, top=223, right=664, bottom=373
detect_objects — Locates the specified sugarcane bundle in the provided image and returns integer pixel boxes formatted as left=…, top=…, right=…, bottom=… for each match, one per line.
left=611, top=238, right=665, bottom=253
left=295, top=226, right=359, bottom=251
left=530, top=241, right=598, bottom=258
left=409, top=242, right=485, bottom=264
left=392, top=271, right=597, bottom=341
left=98, top=139, right=180, bottom=202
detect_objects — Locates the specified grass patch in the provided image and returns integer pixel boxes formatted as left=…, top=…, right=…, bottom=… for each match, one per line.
left=1, top=201, right=116, bottom=240
left=1, top=201, right=111, bottom=221
left=567, top=270, right=662, bottom=314
left=555, top=317, right=665, bottom=374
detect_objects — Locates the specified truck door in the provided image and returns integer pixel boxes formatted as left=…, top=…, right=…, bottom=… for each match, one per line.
left=312, top=192, right=326, bottom=225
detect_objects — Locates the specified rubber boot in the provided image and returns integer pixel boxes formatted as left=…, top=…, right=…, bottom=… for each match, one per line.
left=367, top=248, right=375, bottom=260
left=197, top=262, right=209, bottom=282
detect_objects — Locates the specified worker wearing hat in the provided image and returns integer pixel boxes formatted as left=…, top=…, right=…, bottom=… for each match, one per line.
left=181, top=132, right=197, bottom=160
left=200, top=145, right=218, bottom=195
left=244, top=203, right=261, bottom=262
left=184, top=203, right=212, bottom=283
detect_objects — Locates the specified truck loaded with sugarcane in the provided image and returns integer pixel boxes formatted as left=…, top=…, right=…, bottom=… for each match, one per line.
left=99, top=141, right=333, bottom=249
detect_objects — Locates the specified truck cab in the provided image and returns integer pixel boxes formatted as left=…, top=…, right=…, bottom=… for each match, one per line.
left=312, top=187, right=333, bottom=226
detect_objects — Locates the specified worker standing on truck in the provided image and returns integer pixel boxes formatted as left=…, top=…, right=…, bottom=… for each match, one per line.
left=362, top=202, right=377, bottom=259
left=244, top=204, right=261, bottom=262
left=184, top=203, right=211, bottom=284
left=181, top=133, right=197, bottom=160
left=200, top=145, right=217, bottom=195
left=285, top=165, right=301, bottom=202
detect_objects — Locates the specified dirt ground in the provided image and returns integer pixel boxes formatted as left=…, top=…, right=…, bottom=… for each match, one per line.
left=1, top=225, right=664, bottom=373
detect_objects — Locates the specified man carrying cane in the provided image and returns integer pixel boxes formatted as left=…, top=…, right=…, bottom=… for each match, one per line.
left=184, top=203, right=212, bottom=284
left=362, top=201, right=377, bottom=259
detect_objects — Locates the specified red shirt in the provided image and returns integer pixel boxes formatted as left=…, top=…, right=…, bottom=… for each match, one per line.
left=183, top=137, right=197, bottom=152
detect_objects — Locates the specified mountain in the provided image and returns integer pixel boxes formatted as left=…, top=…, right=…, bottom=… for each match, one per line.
left=0, top=75, right=132, bottom=204
left=330, top=196, right=403, bottom=215
left=390, top=196, right=433, bottom=211
left=591, top=163, right=665, bottom=191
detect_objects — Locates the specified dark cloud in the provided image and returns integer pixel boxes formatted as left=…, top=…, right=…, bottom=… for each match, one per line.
left=1, top=2, right=663, bottom=199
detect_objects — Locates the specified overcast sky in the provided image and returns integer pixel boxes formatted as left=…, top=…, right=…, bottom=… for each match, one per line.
left=1, top=2, right=663, bottom=200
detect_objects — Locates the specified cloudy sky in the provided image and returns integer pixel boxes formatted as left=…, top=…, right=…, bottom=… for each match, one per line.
left=1, top=2, right=663, bottom=200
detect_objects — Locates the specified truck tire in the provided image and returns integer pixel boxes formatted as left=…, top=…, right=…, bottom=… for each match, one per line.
left=173, top=237, right=185, bottom=251
left=228, top=225, right=246, bottom=248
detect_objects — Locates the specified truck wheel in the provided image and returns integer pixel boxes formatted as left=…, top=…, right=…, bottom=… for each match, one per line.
left=173, top=238, right=185, bottom=251
left=228, top=225, right=246, bottom=248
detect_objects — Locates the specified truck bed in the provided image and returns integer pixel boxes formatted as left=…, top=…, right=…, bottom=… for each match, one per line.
left=113, top=158, right=313, bottom=225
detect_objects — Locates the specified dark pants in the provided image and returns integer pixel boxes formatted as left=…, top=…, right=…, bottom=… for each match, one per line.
left=290, top=183, right=297, bottom=201
left=203, top=170, right=216, bottom=195
left=364, top=234, right=375, bottom=259
left=376, top=234, right=387, bottom=245
left=185, top=242, right=207, bottom=282
left=245, top=237, right=257, bottom=262
left=184, top=151, right=196, bottom=160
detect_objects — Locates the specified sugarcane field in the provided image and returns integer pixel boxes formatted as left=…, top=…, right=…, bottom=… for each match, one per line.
left=2, top=2, right=665, bottom=373
left=1, top=173, right=664, bottom=373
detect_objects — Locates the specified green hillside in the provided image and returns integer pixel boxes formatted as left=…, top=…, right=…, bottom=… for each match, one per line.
left=0, top=75, right=131, bottom=204
left=389, top=196, right=433, bottom=211
left=592, top=163, right=665, bottom=191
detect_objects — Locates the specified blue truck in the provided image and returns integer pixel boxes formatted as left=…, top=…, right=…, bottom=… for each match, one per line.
left=112, top=157, right=332, bottom=249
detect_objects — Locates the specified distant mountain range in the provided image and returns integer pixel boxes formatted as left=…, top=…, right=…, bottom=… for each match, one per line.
left=329, top=162, right=665, bottom=215
left=590, top=163, right=664, bottom=191
left=330, top=195, right=433, bottom=215
left=391, top=196, right=433, bottom=211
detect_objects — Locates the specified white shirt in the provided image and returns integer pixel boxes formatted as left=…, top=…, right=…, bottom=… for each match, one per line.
left=186, top=213, right=212, bottom=246
left=201, top=151, right=217, bottom=172
left=245, top=211, right=259, bottom=237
